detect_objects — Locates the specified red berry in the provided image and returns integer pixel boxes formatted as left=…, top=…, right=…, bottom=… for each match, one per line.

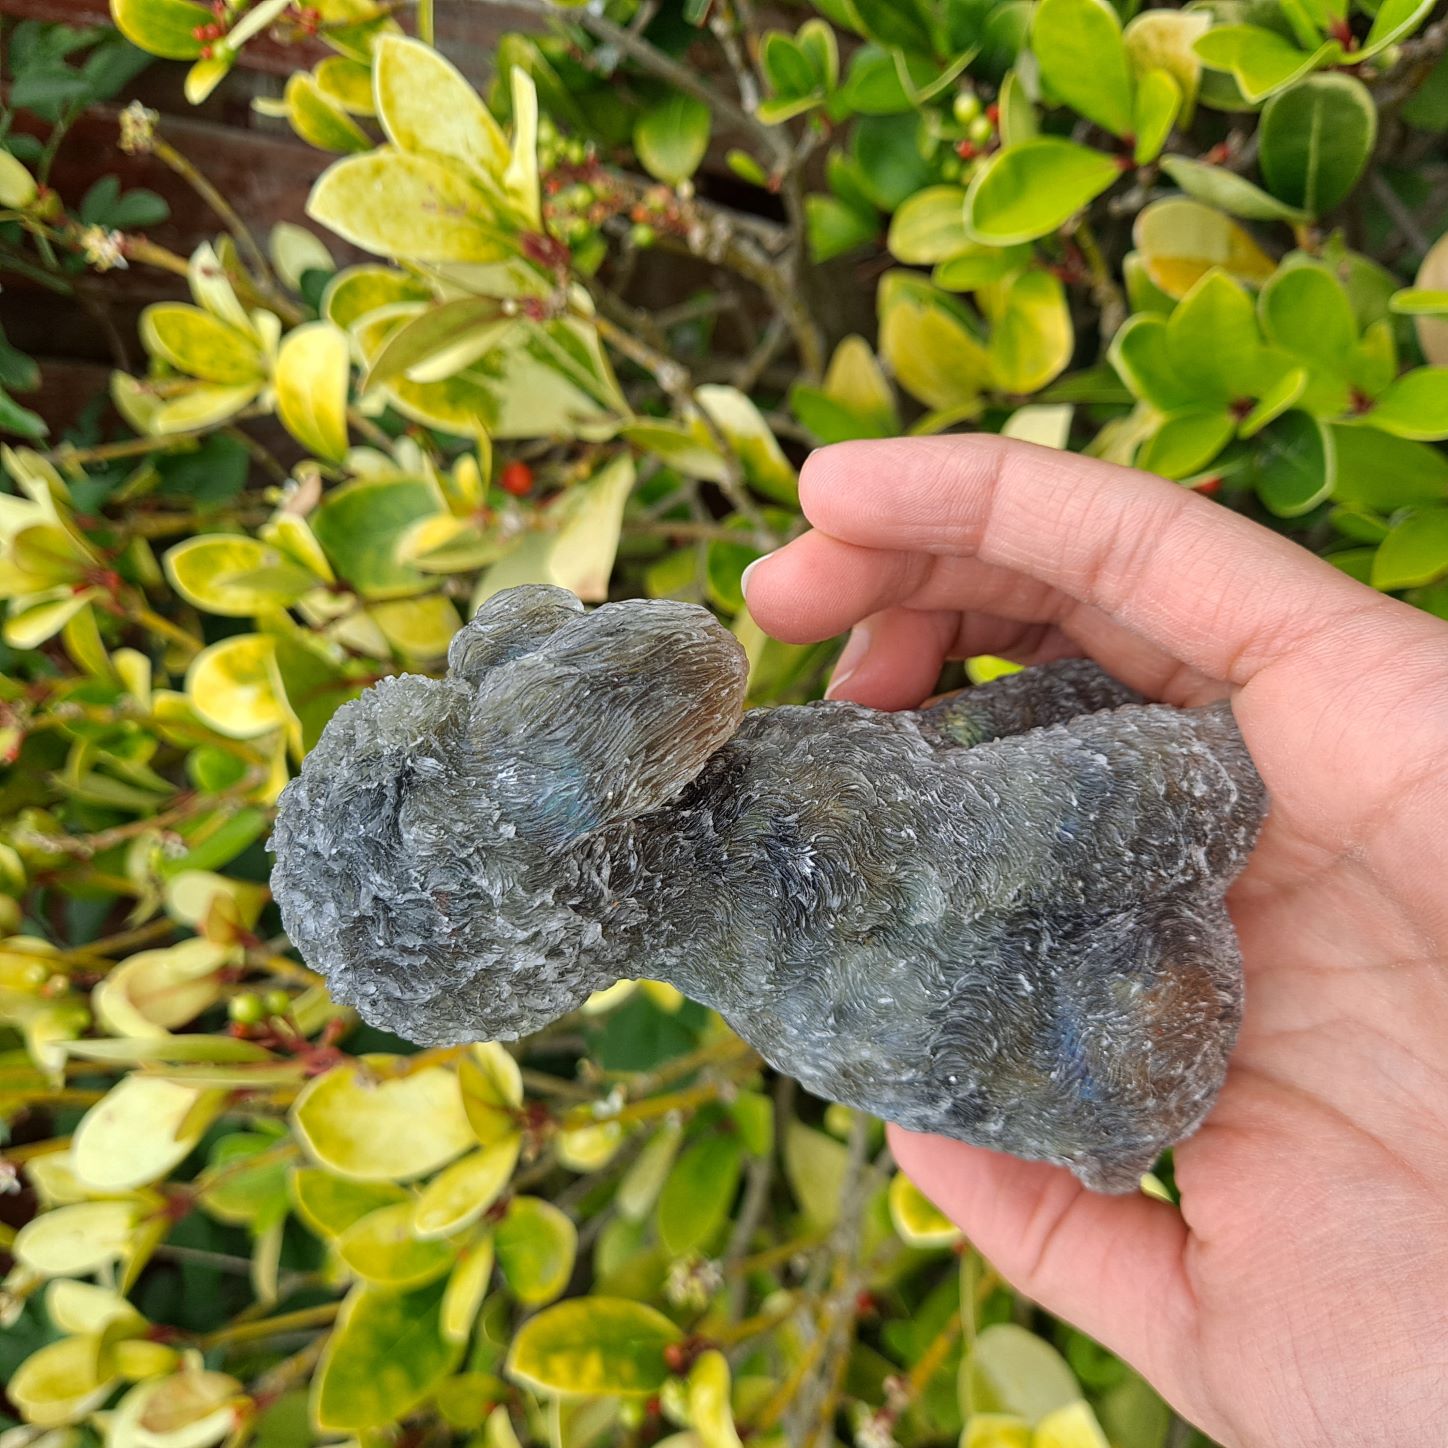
left=955, top=141, right=977, bottom=159
left=985, top=103, right=1000, bottom=124
left=500, top=461, right=533, bottom=496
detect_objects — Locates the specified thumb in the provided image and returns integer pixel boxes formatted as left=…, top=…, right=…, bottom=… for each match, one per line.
left=888, top=1125, right=1197, bottom=1397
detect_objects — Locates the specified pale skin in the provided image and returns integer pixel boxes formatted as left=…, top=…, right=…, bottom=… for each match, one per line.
left=742, top=436, right=1448, bottom=1448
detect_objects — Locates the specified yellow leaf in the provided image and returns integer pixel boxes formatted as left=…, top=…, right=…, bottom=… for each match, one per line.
left=73, top=1076, right=225, bottom=1191
left=458, top=1040, right=524, bottom=1146
left=46, top=1280, right=147, bottom=1337
left=275, top=321, right=351, bottom=461
left=1033, top=1400, right=1112, bottom=1448
left=688, top=1351, right=743, bottom=1448
left=308, top=150, right=511, bottom=264
left=337, top=1202, right=460, bottom=1287
left=290, top=1166, right=408, bottom=1239
left=269, top=221, right=336, bottom=290
left=185, top=634, right=289, bottom=739
left=555, top=1120, right=623, bottom=1172
left=887, top=1171, right=962, bottom=1248
left=165, top=534, right=320, bottom=616
left=323, top=264, right=433, bottom=329
left=9, top=1333, right=116, bottom=1427
left=14, top=1200, right=142, bottom=1277
left=373, top=34, right=510, bottom=178
left=367, top=593, right=460, bottom=660
left=315, top=56, right=375, bottom=114
left=880, top=273, right=990, bottom=414
left=292, top=1056, right=475, bottom=1181
left=494, top=1195, right=576, bottom=1306
left=140, top=304, right=265, bottom=385
left=1133, top=198, right=1276, bottom=299
left=0, top=148, right=37, bottom=208
left=93, top=939, right=230, bottom=1036
left=442, top=1232, right=496, bottom=1343
left=413, top=1138, right=521, bottom=1238
left=502, top=67, right=542, bottom=227
left=147, top=382, right=263, bottom=435
left=962, top=1415, right=1032, bottom=1448
left=107, top=1363, right=243, bottom=1448
left=506, top=1296, right=681, bottom=1398
left=184, top=52, right=233, bottom=104
left=283, top=72, right=371, bottom=153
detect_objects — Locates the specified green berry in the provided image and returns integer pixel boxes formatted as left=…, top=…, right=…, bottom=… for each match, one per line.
left=967, top=114, right=994, bottom=145
left=939, top=155, right=963, bottom=181
left=264, top=989, right=292, bottom=1017
left=229, top=992, right=265, bottom=1025
left=952, top=91, right=982, bottom=126
left=630, top=223, right=658, bottom=249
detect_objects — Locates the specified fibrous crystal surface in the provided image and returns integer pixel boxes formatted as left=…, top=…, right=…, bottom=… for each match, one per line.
left=270, top=584, right=1266, bottom=1191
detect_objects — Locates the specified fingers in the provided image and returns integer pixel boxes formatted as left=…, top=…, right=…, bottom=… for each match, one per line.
left=787, top=436, right=1382, bottom=686
left=888, top=1125, right=1197, bottom=1400
left=745, top=530, right=1227, bottom=706
left=823, top=608, right=1075, bottom=711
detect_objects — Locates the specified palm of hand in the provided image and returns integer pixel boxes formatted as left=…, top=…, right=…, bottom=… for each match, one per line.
left=1166, top=652, right=1448, bottom=1446
left=744, top=436, right=1448, bottom=1448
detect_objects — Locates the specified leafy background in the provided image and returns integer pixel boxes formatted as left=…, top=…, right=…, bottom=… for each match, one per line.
left=0, top=0, right=1446, bottom=1444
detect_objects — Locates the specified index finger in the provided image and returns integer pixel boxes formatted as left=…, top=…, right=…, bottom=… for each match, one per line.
left=792, top=435, right=1387, bottom=686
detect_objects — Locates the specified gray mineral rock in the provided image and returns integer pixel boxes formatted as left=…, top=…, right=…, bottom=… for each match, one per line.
left=270, top=583, right=1266, bottom=1192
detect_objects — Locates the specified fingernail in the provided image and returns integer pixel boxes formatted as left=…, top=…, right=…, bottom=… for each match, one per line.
left=740, top=551, right=774, bottom=602
left=825, top=623, right=872, bottom=699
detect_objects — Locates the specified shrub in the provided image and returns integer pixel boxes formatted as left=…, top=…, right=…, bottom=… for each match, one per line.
left=0, top=0, right=1445, bottom=1444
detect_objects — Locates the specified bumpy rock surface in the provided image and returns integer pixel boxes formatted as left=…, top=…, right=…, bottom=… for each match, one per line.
left=271, top=584, right=1266, bottom=1191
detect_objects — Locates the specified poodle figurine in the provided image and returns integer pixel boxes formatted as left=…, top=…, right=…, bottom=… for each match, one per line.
left=270, top=584, right=1266, bottom=1192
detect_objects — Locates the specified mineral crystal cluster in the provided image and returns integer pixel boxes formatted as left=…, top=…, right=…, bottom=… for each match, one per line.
left=271, top=584, right=1266, bottom=1191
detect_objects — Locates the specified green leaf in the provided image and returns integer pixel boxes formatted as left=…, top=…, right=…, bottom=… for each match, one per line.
left=1132, top=70, right=1180, bottom=165
left=1108, top=314, right=1193, bottom=411
left=851, top=0, right=935, bottom=54
left=1132, top=197, right=1276, bottom=299
left=365, top=297, right=508, bottom=388
left=1391, top=289, right=1448, bottom=317
left=1192, top=26, right=1335, bottom=104
left=853, top=114, right=934, bottom=211
left=494, top=1195, right=578, bottom=1306
left=1259, top=264, right=1356, bottom=366
left=762, top=32, right=819, bottom=98
left=1361, top=0, right=1436, bottom=58
left=1251, top=411, right=1334, bottom=516
left=965, top=1324, right=1081, bottom=1424
left=310, top=476, right=439, bottom=599
left=1372, top=508, right=1448, bottom=589
left=1237, top=366, right=1307, bottom=438
left=1359, top=368, right=1448, bottom=440
left=291, top=1058, right=475, bottom=1182
left=934, top=244, right=1030, bottom=291
left=1159, top=156, right=1308, bottom=223
left=374, top=34, right=510, bottom=176
left=964, top=139, right=1120, bottom=246
left=1165, top=270, right=1261, bottom=403
left=635, top=94, right=712, bottom=186
left=1032, top=0, right=1135, bottom=137
left=313, top=1279, right=461, bottom=1433
left=806, top=194, right=878, bottom=262
left=887, top=185, right=971, bottom=264
left=112, top=0, right=209, bottom=59
left=657, top=1133, right=745, bottom=1255
left=308, top=151, right=512, bottom=264
left=1137, top=407, right=1234, bottom=479
left=1259, top=75, right=1376, bottom=216
left=0, top=149, right=38, bottom=209
left=507, top=1297, right=682, bottom=1398
left=988, top=269, right=1073, bottom=394
left=1330, top=426, right=1448, bottom=509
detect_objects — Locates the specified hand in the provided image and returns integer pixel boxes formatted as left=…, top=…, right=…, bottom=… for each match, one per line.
left=743, top=436, right=1448, bottom=1448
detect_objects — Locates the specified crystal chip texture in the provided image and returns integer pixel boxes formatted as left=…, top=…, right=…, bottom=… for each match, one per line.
left=271, top=584, right=1266, bottom=1192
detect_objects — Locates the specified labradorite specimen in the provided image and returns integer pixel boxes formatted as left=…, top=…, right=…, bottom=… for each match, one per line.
left=270, top=584, right=1266, bottom=1191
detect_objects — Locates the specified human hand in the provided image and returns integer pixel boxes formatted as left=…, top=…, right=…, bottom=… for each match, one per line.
left=742, top=436, right=1448, bottom=1448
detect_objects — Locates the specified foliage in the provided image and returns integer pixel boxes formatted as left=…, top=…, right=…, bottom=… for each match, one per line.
left=0, top=0, right=1446, bottom=1443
